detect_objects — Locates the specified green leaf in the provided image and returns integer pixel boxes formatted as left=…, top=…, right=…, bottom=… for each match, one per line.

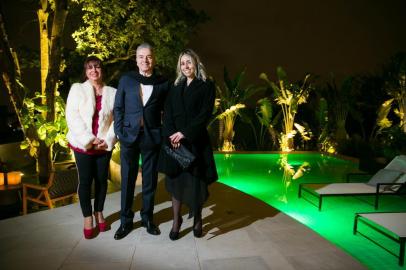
left=276, top=66, right=288, bottom=81
left=223, top=67, right=233, bottom=94
left=243, top=85, right=265, bottom=100
left=20, top=140, right=29, bottom=150
left=269, top=81, right=282, bottom=97
left=45, top=137, right=53, bottom=147
left=233, top=68, right=246, bottom=92
left=35, top=105, right=48, bottom=113
left=29, top=146, right=37, bottom=157
left=259, top=72, right=270, bottom=83
left=38, top=125, right=47, bottom=140
left=257, top=98, right=273, bottom=126
left=48, top=130, right=58, bottom=140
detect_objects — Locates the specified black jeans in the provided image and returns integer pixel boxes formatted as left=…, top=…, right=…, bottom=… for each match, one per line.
left=74, top=151, right=112, bottom=217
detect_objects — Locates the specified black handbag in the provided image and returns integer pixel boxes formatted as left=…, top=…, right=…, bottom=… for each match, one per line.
left=163, top=144, right=196, bottom=169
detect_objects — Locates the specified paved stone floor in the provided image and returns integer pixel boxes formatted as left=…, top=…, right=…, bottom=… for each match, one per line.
left=0, top=179, right=366, bottom=270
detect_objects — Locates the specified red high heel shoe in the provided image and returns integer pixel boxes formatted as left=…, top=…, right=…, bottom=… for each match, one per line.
left=94, top=212, right=108, bottom=232
left=83, top=228, right=94, bottom=239
left=97, top=221, right=108, bottom=232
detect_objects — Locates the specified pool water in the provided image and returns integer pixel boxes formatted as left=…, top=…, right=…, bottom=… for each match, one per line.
left=215, top=153, right=406, bottom=270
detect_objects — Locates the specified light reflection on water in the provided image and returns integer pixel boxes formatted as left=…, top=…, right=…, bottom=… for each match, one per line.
left=215, top=153, right=357, bottom=205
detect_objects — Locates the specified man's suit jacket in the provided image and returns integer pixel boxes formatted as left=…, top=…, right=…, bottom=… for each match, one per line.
left=113, top=71, right=169, bottom=148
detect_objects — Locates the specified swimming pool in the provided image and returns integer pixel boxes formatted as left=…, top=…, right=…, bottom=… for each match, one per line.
left=215, top=153, right=406, bottom=270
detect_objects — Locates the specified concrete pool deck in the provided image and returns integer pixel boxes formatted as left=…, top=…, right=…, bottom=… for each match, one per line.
left=0, top=178, right=366, bottom=270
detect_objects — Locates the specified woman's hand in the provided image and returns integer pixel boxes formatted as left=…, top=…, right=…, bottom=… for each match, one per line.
left=95, top=141, right=108, bottom=150
left=93, top=138, right=103, bottom=145
left=169, top=132, right=185, bottom=148
left=93, top=138, right=107, bottom=150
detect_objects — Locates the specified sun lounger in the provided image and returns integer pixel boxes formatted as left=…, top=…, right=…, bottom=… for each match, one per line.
left=354, top=212, right=406, bottom=266
left=298, top=155, right=406, bottom=210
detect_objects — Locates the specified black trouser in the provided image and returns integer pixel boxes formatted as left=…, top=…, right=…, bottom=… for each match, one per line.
left=120, top=132, right=159, bottom=225
left=74, top=151, right=112, bottom=217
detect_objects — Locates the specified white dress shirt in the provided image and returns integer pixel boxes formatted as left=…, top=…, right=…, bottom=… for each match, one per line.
left=140, top=83, right=153, bottom=106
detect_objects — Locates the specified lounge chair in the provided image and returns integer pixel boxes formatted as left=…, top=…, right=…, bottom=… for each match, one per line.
left=298, top=155, right=406, bottom=211
left=22, top=167, right=78, bottom=214
left=353, top=212, right=406, bottom=266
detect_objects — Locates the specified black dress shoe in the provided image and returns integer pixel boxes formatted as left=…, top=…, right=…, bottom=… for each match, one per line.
left=141, top=220, right=161, bottom=235
left=114, top=224, right=133, bottom=240
left=169, top=217, right=183, bottom=241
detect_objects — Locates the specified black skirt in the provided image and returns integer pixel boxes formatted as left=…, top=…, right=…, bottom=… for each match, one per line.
left=165, top=171, right=208, bottom=217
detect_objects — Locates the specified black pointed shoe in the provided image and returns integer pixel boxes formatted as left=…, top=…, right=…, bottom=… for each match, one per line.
left=193, top=220, right=203, bottom=238
left=169, top=217, right=183, bottom=241
left=114, top=223, right=133, bottom=240
left=141, top=220, right=161, bottom=235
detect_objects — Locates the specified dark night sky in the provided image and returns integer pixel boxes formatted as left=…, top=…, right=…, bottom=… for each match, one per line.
left=1, top=0, right=406, bottom=106
left=189, top=0, right=406, bottom=84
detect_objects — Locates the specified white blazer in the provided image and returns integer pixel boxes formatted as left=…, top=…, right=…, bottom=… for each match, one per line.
left=66, top=80, right=117, bottom=151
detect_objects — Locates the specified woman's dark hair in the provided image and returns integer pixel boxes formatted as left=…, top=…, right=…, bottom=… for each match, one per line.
left=81, top=55, right=103, bottom=82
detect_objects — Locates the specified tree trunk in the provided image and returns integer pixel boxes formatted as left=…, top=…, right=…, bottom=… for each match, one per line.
left=0, top=8, right=24, bottom=125
left=38, top=141, right=52, bottom=183
left=1, top=7, right=42, bottom=173
left=45, top=0, right=68, bottom=122
left=37, top=1, right=49, bottom=98
left=37, top=0, right=68, bottom=179
left=401, top=97, right=406, bottom=133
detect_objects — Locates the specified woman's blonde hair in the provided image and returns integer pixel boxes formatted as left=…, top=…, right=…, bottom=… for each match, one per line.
left=174, top=49, right=207, bottom=85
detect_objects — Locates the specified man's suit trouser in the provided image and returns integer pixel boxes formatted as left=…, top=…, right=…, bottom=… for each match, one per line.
left=119, top=134, right=159, bottom=225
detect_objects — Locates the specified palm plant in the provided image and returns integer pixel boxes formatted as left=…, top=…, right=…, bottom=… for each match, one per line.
left=255, top=98, right=274, bottom=148
left=260, top=67, right=312, bottom=151
left=369, top=72, right=406, bottom=140
left=386, top=72, right=406, bottom=132
left=215, top=68, right=263, bottom=151
left=316, top=97, right=336, bottom=153
left=322, top=75, right=358, bottom=142
left=216, top=104, right=245, bottom=151
left=370, top=98, right=394, bottom=140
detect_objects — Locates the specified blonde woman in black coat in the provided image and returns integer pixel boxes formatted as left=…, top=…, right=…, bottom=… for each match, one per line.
left=158, top=49, right=218, bottom=240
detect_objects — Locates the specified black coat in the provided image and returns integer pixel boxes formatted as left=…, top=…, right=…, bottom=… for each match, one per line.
left=158, top=78, right=218, bottom=184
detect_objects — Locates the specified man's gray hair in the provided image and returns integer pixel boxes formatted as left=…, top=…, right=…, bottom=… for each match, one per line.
left=136, top=42, right=154, bottom=54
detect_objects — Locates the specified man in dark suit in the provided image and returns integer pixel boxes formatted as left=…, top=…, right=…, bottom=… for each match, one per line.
left=113, top=43, right=169, bottom=240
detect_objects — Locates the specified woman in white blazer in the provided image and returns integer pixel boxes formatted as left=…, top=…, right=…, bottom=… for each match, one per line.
left=66, top=56, right=117, bottom=239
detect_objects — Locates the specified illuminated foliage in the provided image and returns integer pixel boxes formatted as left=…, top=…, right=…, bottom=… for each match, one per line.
left=1, top=0, right=205, bottom=179
left=72, top=0, right=207, bottom=75
left=260, top=67, right=312, bottom=151
left=0, top=0, right=68, bottom=179
left=20, top=91, right=68, bottom=158
left=386, top=73, right=406, bottom=132
left=214, top=68, right=263, bottom=151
